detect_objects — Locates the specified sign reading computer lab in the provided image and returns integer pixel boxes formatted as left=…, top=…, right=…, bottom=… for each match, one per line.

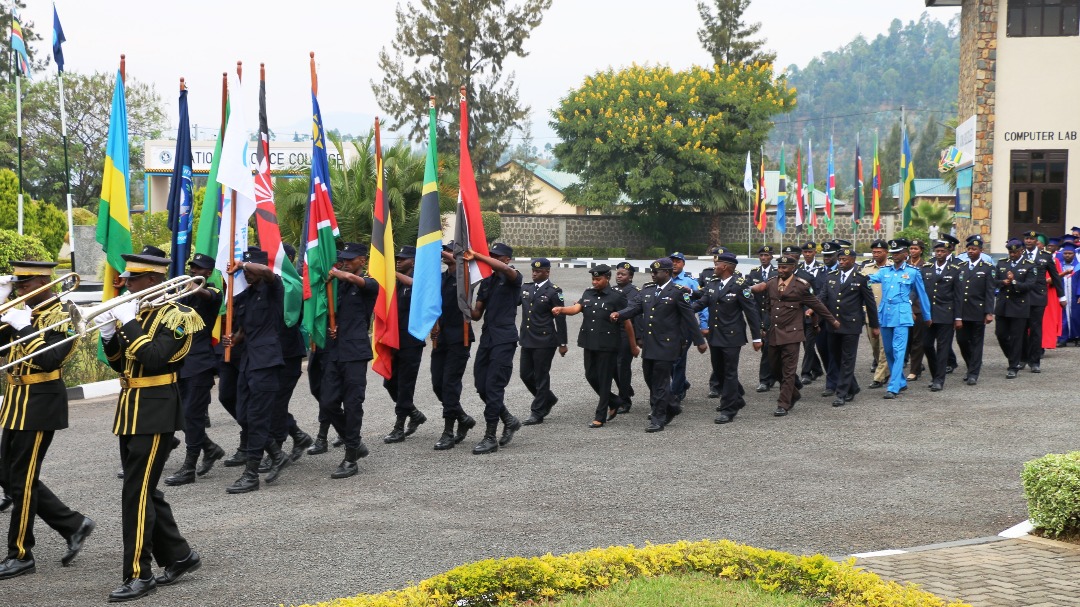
left=1002, top=130, right=1079, bottom=142
left=143, top=140, right=359, bottom=174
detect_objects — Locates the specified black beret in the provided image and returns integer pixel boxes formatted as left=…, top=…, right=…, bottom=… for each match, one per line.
left=589, top=264, right=611, bottom=276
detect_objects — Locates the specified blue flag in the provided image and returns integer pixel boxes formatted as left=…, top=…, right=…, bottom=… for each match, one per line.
left=166, top=88, right=194, bottom=278
left=52, top=6, right=66, bottom=73
left=409, top=99, right=442, bottom=340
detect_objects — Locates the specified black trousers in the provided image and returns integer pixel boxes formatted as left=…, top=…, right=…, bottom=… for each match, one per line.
left=907, top=313, right=925, bottom=377
left=179, top=371, right=216, bottom=454
left=642, top=358, right=675, bottom=423
left=1024, top=305, right=1047, bottom=364
left=474, top=342, right=517, bottom=423
left=119, top=433, right=189, bottom=581
left=957, top=320, right=986, bottom=380
left=0, top=429, right=83, bottom=560
left=384, top=346, right=423, bottom=417
left=924, top=323, right=955, bottom=385
left=827, top=332, right=861, bottom=399
left=996, top=315, right=1028, bottom=370
left=519, top=347, right=558, bottom=416
left=709, top=345, right=746, bottom=416
left=615, top=335, right=636, bottom=406
left=217, top=361, right=239, bottom=421
left=431, top=341, right=471, bottom=420
left=758, top=334, right=775, bottom=386
left=583, top=349, right=618, bottom=422
left=237, top=366, right=282, bottom=460
left=800, top=324, right=824, bottom=378
left=271, top=356, right=304, bottom=443
left=320, top=359, right=369, bottom=449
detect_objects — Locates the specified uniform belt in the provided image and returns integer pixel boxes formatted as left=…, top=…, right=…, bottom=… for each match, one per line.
left=119, top=373, right=177, bottom=389
left=4, top=369, right=61, bottom=385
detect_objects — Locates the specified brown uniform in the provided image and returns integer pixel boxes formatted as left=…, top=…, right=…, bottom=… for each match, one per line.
left=763, top=276, right=837, bottom=410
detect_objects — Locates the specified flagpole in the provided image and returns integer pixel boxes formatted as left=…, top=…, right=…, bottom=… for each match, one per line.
left=58, top=70, right=75, bottom=268
left=15, top=67, right=22, bottom=234
left=224, top=61, right=242, bottom=363
left=747, top=190, right=751, bottom=259
left=311, top=52, right=336, bottom=335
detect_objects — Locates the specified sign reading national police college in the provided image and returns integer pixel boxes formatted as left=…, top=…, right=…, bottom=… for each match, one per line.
left=143, top=140, right=358, bottom=174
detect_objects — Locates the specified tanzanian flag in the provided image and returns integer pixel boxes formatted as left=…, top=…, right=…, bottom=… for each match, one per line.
left=96, top=70, right=132, bottom=302
left=408, top=97, right=442, bottom=341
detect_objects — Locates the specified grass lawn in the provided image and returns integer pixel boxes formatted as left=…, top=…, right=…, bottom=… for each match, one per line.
left=542, top=573, right=825, bottom=607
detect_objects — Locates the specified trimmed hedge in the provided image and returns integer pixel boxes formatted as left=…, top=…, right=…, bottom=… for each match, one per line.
left=1022, top=452, right=1080, bottom=537
left=291, top=540, right=968, bottom=607
left=513, top=247, right=626, bottom=259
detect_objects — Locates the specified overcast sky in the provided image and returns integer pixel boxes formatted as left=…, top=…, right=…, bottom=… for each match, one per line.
left=21, top=1, right=959, bottom=144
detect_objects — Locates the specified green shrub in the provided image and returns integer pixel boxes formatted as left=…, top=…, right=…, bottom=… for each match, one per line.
left=0, top=229, right=52, bottom=271
left=512, top=247, right=626, bottom=259
left=1022, top=452, right=1080, bottom=537
left=893, top=227, right=930, bottom=246
left=63, top=336, right=119, bottom=387
left=289, top=540, right=967, bottom=607
left=643, top=246, right=667, bottom=259
left=482, top=211, right=502, bottom=242
left=72, top=207, right=97, bottom=226
left=131, top=211, right=171, bottom=254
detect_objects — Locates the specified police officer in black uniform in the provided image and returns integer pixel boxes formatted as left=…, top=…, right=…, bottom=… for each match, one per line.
left=747, top=245, right=776, bottom=392
left=818, top=247, right=879, bottom=406
left=610, top=258, right=707, bottom=433
left=519, top=258, right=568, bottom=426
left=1020, top=230, right=1065, bottom=372
left=99, top=251, right=202, bottom=601
left=956, top=236, right=996, bottom=385
left=691, top=252, right=761, bottom=424
left=431, top=245, right=476, bottom=450
left=995, top=239, right=1037, bottom=378
left=268, top=243, right=314, bottom=462
left=920, top=241, right=963, bottom=391
left=553, top=264, right=636, bottom=427
left=382, top=245, right=428, bottom=444
left=0, top=262, right=93, bottom=580
left=164, top=253, right=227, bottom=486
left=611, top=261, right=641, bottom=413
left=465, top=243, right=523, bottom=454
left=797, top=242, right=825, bottom=386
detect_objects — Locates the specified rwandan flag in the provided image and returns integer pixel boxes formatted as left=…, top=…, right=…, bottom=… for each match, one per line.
left=96, top=70, right=132, bottom=301
left=301, top=90, right=341, bottom=349
left=408, top=97, right=442, bottom=341
left=901, top=128, right=916, bottom=229
left=10, top=12, right=30, bottom=77
left=166, top=87, right=193, bottom=279
left=369, top=119, right=398, bottom=380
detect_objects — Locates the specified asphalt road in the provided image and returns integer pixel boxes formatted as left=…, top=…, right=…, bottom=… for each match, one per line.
left=3, top=267, right=1077, bottom=607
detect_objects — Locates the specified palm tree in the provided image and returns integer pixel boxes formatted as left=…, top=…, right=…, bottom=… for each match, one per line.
left=909, top=200, right=955, bottom=234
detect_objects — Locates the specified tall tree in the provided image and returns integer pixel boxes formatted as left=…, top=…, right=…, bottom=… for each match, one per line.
left=697, top=0, right=776, bottom=65
left=913, top=113, right=942, bottom=179
left=372, top=0, right=552, bottom=198
left=494, top=121, right=542, bottom=213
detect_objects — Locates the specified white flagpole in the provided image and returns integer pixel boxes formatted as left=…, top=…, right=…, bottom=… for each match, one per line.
left=59, top=72, right=75, bottom=268
left=15, top=72, right=23, bottom=235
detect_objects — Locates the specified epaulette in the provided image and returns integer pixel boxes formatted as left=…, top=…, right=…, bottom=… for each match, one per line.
left=827, top=268, right=840, bottom=275
left=734, top=276, right=747, bottom=285
left=643, top=282, right=656, bottom=288
left=159, top=302, right=206, bottom=338
left=922, top=261, right=934, bottom=267
left=37, top=300, right=72, bottom=334
left=552, top=284, right=561, bottom=291
left=706, top=276, right=721, bottom=283
left=794, top=276, right=810, bottom=286
left=676, top=284, right=692, bottom=293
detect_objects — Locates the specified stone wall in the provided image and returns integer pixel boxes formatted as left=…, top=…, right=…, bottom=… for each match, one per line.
left=955, top=0, right=997, bottom=240
left=73, top=225, right=106, bottom=279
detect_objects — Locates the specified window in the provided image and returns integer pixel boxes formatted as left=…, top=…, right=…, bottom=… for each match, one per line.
left=1008, top=0, right=1080, bottom=37
left=1009, top=150, right=1069, bottom=237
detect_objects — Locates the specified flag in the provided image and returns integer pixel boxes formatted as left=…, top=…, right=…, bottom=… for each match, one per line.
left=95, top=70, right=131, bottom=302
left=454, top=87, right=491, bottom=300
left=370, top=121, right=398, bottom=380
left=166, top=87, right=193, bottom=279
left=901, top=127, right=915, bottom=229
left=193, top=82, right=229, bottom=345
left=872, top=132, right=882, bottom=231
left=795, top=145, right=805, bottom=231
left=853, top=139, right=864, bottom=227
left=807, top=139, right=816, bottom=233
left=408, top=98, right=442, bottom=341
left=742, top=152, right=753, bottom=192
left=301, top=90, right=340, bottom=349
left=255, top=73, right=303, bottom=327
left=825, top=137, right=835, bottom=234
left=754, top=152, right=767, bottom=233
left=214, top=74, right=257, bottom=296
left=776, top=146, right=786, bottom=234
left=51, top=6, right=65, bottom=73
left=10, top=11, right=30, bottom=78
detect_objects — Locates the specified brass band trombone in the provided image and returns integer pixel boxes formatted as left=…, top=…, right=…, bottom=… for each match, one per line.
left=0, top=275, right=205, bottom=373
left=0, top=273, right=81, bottom=317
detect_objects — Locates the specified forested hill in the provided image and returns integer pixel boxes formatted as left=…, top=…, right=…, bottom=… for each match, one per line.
left=767, top=13, right=959, bottom=197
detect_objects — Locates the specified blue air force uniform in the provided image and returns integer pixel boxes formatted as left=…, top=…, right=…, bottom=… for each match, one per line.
left=866, top=240, right=932, bottom=395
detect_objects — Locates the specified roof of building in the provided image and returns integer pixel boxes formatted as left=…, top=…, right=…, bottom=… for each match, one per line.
left=497, top=160, right=581, bottom=192
left=888, top=178, right=957, bottom=199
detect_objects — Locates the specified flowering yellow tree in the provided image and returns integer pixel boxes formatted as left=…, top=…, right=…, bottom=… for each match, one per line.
left=552, top=62, right=795, bottom=246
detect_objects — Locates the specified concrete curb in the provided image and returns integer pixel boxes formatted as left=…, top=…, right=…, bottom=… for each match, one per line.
left=850, top=521, right=1034, bottom=559
left=66, top=378, right=121, bottom=402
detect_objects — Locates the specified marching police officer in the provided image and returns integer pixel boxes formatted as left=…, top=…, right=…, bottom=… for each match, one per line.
left=748, top=245, right=777, bottom=392
left=956, top=236, right=996, bottom=385
left=519, top=258, right=568, bottom=426
left=1020, top=230, right=1065, bottom=372
left=0, top=262, right=93, bottom=580
left=995, top=239, right=1037, bottom=378
left=611, top=262, right=641, bottom=413
left=431, top=245, right=477, bottom=450
left=919, top=242, right=963, bottom=391
left=860, top=240, right=891, bottom=389
left=818, top=247, right=879, bottom=406
left=611, top=258, right=706, bottom=433
left=668, top=251, right=705, bottom=405
left=269, top=243, right=314, bottom=462
left=905, top=239, right=928, bottom=382
left=383, top=245, right=428, bottom=443
left=692, top=252, right=761, bottom=424
left=784, top=245, right=824, bottom=387
left=867, top=239, right=932, bottom=399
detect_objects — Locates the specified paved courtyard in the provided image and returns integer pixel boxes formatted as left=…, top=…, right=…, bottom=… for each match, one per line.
left=3, top=268, right=1078, bottom=606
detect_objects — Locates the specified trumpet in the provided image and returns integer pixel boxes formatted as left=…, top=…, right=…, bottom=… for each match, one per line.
left=0, top=273, right=81, bottom=316
left=0, top=275, right=205, bottom=373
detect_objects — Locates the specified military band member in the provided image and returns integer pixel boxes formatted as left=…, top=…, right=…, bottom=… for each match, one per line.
left=818, top=248, right=879, bottom=406
left=0, top=262, right=93, bottom=580
left=860, top=240, right=891, bottom=389
left=1020, top=230, right=1065, bottom=372
left=611, top=262, right=641, bottom=413
left=611, top=258, right=706, bottom=433
left=98, top=251, right=202, bottom=601
left=518, top=258, right=568, bottom=426
left=868, top=239, right=932, bottom=399
left=382, top=246, right=428, bottom=444
left=996, top=239, right=1037, bottom=378
left=750, top=256, right=839, bottom=416
left=553, top=265, right=636, bottom=427
left=748, top=246, right=777, bottom=392
left=919, top=242, right=963, bottom=391
left=955, top=236, right=996, bottom=385
left=431, top=246, right=476, bottom=450
left=692, top=252, right=761, bottom=424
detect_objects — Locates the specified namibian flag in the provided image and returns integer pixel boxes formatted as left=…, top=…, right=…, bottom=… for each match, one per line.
left=301, top=91, right=340, bottom=349
left=96, top=70, right=132, bottom=302
left=408, top=97, right=442, bottom=341
left=370, top=119, right=398, bottom=380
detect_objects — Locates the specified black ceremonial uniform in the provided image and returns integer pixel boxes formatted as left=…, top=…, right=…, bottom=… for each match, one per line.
left=920, top=261, right=963, bottom=388
left=818, top=268, right=879, bottom=403
left=103, top=301, right=201, bottom=584
left=474, top=269, right=523, bottom=424
left=233, top=276, right=286, bottom=466
left=691, top=276, right=760, bottom=420
left=0, top=299, right=87, bottom=567
left=574, top=286, right=626, bottom=424
left=176, top=283, right=224, bottom=464
left=431, top=269, right=475, bottom=449
left=1022, top=247, right=1064, bottom=367
left=271, top=321, right=309, bottom=452
left=321, top=273, right=379, bottom=451
left=611, top=281, right=641, bottom=412
left=384, top=278, right=426, bottom=420
left=994, top=258, right=1036, bottom=373
left=518, top=279, right=568, bottom=420
left=956, top=258, right=996, bottom=383
left=747, top=264, right=777, bottom=390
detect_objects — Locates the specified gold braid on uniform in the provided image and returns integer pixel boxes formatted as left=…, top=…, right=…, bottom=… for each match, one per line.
left=124, top=302, right=204, bottom=363
left=44, top=301, right=80, bottom=366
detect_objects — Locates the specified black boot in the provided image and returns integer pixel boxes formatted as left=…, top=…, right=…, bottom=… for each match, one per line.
left=222, top=438, right=247, bottom=467
left=289, top=427, right=314, bottom=462
left=383, top=416, right=407, bottom=444
left=164, top=451, right=199, bottom=487
left=404, top=409, right=427, bottom=436
left=331, top=447, right=360, bottom=479
left=197, top=442, right=225, bottom=476
left=307, top=434, right=329, bottom=455
left=472, top=421, right=500, bottom=455
left=332, top=435, right=345, bottom=448
left=454, top=413, right=476, bottom=444
left=0, top=492, right=10, bottom=512
left=264, top=442, right=291, bottom=484
left=434, top=418, right=456, bottom=451
left=498, top=411, right=522, bottom=447
left=257, top=452, right=274, bottom=474
left=225, top=460, right=260, bottom=494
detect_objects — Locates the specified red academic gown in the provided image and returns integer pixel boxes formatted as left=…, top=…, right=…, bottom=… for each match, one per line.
left=1043, top=257, right=1063, bottom=349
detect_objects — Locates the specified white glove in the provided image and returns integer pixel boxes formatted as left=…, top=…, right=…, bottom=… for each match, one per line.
left=1, top=307, right=31, bottom=330
left=97, top=312, right=117, bottom=341
left=112, top=299, right=139, bottom=324
left=0, top=275, right=14, bottom=303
